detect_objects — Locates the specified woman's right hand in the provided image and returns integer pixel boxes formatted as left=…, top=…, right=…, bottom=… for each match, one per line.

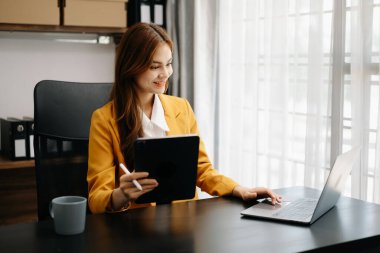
left=120, top=172, right=159, bottom=200
left=111, top=172, right=159, bottom=210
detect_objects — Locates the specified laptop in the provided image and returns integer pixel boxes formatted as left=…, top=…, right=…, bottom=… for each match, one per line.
left=240, top=147, right=360, bottom=225
left=133, top=135, right=199, bottom=204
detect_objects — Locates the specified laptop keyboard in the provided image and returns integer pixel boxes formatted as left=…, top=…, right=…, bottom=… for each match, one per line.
left=272, top=198, right=318, bottom=221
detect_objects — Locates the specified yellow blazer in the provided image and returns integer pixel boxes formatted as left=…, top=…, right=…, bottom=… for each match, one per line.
left=87, top=94, right=238, bottom=214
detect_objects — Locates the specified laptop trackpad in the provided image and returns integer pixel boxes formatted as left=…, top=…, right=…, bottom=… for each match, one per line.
left=255, top=199, right=290, bottom=210
left=242, top=198, right=291, bottom=217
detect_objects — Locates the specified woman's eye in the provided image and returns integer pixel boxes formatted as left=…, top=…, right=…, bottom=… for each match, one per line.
left=150, top=66, right=160, bottom=70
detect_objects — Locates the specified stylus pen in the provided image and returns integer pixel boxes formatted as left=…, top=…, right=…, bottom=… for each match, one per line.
left=119, top=163, right=143, bottom=191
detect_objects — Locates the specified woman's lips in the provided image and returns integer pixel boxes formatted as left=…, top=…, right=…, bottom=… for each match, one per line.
left=154, top=81, right=166, bottom=87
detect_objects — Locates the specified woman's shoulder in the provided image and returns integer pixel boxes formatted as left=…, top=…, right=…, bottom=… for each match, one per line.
left=159, top=94, right=194, bottom=119
left=92, top=101, right=116, bottom=120
left=159, top=94, right=189, bottom=107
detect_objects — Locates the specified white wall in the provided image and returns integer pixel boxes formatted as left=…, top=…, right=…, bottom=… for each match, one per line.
left=0, top=34, right=115, bottom=119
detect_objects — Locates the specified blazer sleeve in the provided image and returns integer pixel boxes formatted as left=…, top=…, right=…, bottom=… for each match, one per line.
left=183, top=100, right=238, bottom=196
left=87, top=108, right=116, bottom=214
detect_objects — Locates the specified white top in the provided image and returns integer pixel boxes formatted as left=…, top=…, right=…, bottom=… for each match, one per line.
left=141, top=94, right=170, bottom=137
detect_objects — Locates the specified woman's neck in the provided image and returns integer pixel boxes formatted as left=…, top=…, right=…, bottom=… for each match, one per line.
left=139, top=93, right=155, bottom=119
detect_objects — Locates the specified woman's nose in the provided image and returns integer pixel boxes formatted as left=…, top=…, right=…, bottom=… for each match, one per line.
left=159, top=66, right=172, bottom=79
left=159, top=71, right=166, bottom=78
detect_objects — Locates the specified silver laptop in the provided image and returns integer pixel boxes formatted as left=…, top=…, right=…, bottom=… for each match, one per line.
left=241, top=147, right=360, bottom=225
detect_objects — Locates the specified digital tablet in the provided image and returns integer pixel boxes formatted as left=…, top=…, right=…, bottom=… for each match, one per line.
left=134, top=135, right=200, bottom=204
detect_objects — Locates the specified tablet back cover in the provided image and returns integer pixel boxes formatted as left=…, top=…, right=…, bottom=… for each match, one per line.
left=134, top=135, right=199, bottom=204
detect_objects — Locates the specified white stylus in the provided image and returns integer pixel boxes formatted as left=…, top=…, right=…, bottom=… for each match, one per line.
left=119, top=163, right=143, bottom=191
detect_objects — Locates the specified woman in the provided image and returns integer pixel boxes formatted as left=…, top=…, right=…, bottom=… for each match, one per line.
left=87, top=22, right=281, bottom=213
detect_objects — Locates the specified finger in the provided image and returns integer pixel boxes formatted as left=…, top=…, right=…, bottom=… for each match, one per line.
left=128, top=180, right=159, bottom=193
left=137, top=178, right=158, bottom=186
left=120, top=175, right=154, bottom=186
left=254, top=187, right=271, bottom=198
left=122, top=184, right=155, bottom=199
left=138, top=183, right=158, bottom=191
left=121, top=183, right=142, bottom=194
left=267, top=193, right=277, bottom=204
left=254, top=188, right=278, bottom=204
left=123, top=172, right=149, bottom=181
left=127, top=186, right=157, bottom=201
left=135, top=187, right=156, bottom=197
left=260, top=188, right=276, bottom=202
left=141, top=187, right=156, bottom=193
left=267, top=192, right=281, bottom=204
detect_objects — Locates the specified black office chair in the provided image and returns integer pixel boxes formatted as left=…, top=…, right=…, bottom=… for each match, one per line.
left=33, top=80, right=112, bottom=220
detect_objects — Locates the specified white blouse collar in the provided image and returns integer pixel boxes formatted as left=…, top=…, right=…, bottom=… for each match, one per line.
left=141, top=94, right=170, bottom=133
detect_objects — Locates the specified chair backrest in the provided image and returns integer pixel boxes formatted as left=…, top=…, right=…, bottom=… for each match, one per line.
left=34, top=80, right=112, bottom=220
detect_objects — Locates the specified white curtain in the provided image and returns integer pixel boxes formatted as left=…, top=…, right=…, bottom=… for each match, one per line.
left=195, top=0, right=334, bottom=192
left=194, top=0, right=380, bottom=203
left=194, top=0, right=220, bottom=163
left=347, top=0, right=380, bottom=202
left=166, top=0, right=195, bottom=105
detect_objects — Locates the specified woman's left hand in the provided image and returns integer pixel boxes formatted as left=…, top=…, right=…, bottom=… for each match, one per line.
left=232, top=185, right=282, bottom=204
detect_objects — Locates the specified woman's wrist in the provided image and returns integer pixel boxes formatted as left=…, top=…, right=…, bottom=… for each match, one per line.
left=232, top=185, right=243, bottom=199
left=111, top=187, right=130, bottom=211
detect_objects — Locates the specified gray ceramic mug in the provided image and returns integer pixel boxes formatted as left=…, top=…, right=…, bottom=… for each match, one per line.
left=50, top=196, right=87, bottom=235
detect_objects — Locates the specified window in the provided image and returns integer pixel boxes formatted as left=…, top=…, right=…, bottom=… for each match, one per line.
left=194, top=0, right=380, bottom=203
left=340, top=0, right=380, bottom=201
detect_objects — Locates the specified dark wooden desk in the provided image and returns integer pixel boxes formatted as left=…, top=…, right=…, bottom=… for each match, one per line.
left=1, top=187, right=380, bottom=253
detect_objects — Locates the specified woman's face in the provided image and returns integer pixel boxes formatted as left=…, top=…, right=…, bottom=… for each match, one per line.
left=135, top=43, right=173, bottom=97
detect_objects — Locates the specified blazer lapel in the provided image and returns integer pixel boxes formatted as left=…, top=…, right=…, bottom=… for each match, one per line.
left=159, top=94, right=181, bottom=136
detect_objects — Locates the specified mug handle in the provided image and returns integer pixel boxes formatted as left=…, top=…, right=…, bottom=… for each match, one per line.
left=49, top=201, right=54, bottom=219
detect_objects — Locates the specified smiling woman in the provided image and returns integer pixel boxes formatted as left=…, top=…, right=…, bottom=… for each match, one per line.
left=86, top=22, right=281, bottom=214
left=135, top=42, right=173, bottom=118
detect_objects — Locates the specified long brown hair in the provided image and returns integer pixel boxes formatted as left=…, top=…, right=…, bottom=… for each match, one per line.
left=111, top=23, right=173, bottom=169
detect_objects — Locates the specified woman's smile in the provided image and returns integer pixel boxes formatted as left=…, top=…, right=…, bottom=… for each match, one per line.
left=153, top=80, right=166, bottom=88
